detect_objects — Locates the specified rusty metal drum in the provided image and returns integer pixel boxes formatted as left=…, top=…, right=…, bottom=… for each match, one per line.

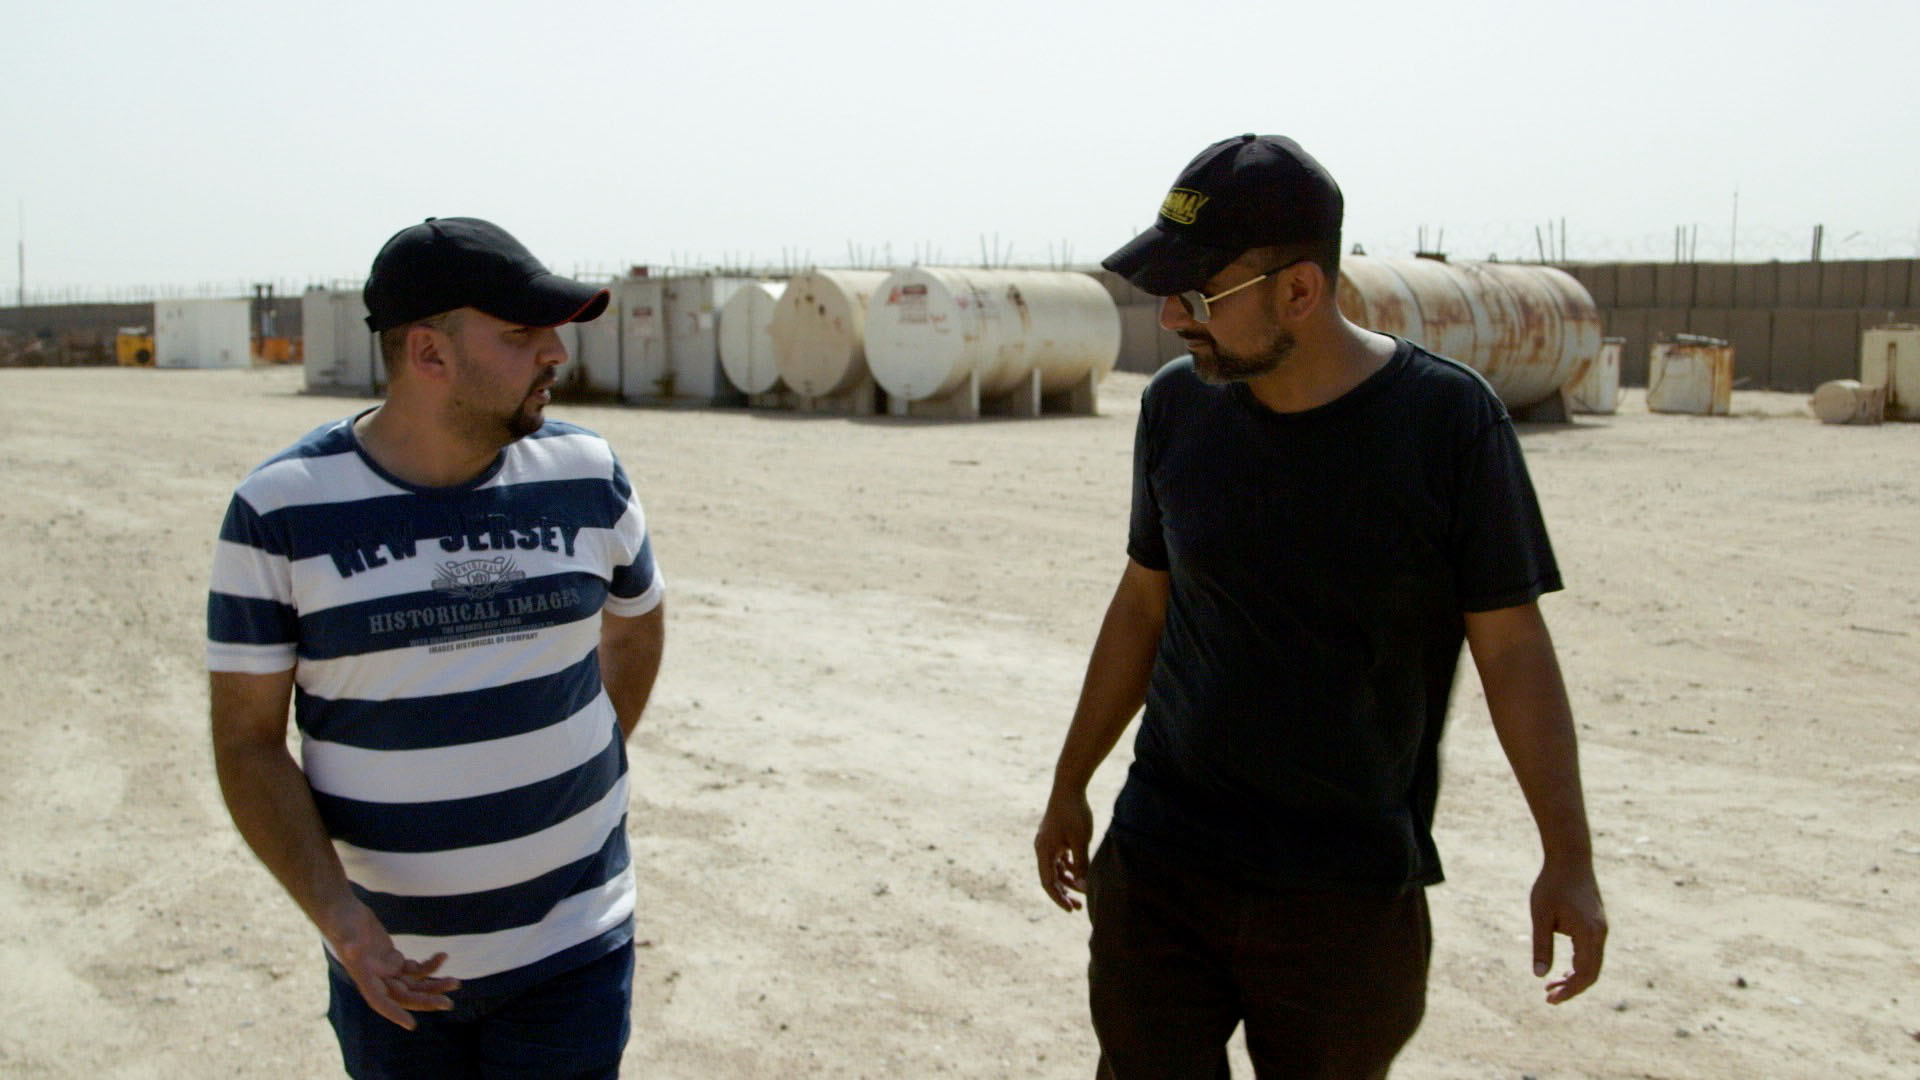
left=1335, top=256, right=1600, bottom=409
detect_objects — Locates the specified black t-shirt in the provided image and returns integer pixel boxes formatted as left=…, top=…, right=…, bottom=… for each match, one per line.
left=1114, top=339, right=1561, bottom=894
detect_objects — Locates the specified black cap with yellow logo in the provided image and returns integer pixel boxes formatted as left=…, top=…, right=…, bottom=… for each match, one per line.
left=1103, top=134, right=1343, bottom=296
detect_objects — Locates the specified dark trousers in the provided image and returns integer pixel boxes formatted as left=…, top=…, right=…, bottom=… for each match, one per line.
left=1086, top=834, right=1430, bottom=1080
left=327, top=943, right=635, bottom=1079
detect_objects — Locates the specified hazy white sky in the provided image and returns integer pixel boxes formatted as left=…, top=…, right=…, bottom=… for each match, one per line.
left=4, top=0, right=1916, bottom=297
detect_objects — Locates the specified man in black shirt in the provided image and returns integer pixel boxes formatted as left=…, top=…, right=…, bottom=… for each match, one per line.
left=1033, top=134, right=1607, bottom=1078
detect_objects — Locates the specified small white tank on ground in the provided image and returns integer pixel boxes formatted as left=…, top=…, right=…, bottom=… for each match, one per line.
left=1811, top=379, right=1887, bottom=425
left=1568, top=338, right=1622, bottom=415
left=302, top=289, right=381, bottom=394
left=769, top=269, right=890, bottom=402
left=1646, top=336, right=1734, bottom=416
left=1860, top=324, right=1920, bottom=421
left=719, top=281, right=788, bottom=396
left=156, top=298, right=252, bottom=370
left=865, top=268, right=1118, bottom=417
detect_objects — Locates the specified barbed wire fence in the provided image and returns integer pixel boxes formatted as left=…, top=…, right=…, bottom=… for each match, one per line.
left=4, top=227, right=1916, bottom=307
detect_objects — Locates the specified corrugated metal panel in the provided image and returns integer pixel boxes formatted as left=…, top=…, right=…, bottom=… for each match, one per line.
left=1654, top=263, right=1696, bottom=308
left=1819, top=260, right=1869, bottom=308
left=1863, top=261, right=1901, bottom=309
left=1116, top=304, right=1165, bottom=374
left=1727, top=308, right=1774, bottom=389
left=1779, top=263, right=1823, bottom=307
left=1769, top=309, right=1816, bottom=390
left=1733, top=263, right=1779, bottom=308
left=1811, top=309, right=1863, bottom=385
left=1563, top=264, right=1615, bottom=307
left=1616, top=263, right=1658, bottom=307
left=1604, top=307, right=1649, bottom=386
left=1694, top=263, right=1735, bottom=308
left=1687, top=309, right=1731, bottom=342
left=1647, top=307, right=1690, bottom=341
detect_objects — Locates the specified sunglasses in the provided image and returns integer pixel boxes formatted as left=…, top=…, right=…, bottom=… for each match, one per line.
left=1174, top=257, right=1310, bottom=323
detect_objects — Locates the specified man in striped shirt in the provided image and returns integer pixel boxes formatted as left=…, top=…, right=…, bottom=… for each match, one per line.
left=209, top=218, right=665, bottom=1077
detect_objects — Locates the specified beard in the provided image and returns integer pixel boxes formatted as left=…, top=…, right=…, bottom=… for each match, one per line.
left=505, top=375, right=552, bottom=440
left=1184, top=326, right=1297, bottom=385
left=448, top=342, right=553, bottom=446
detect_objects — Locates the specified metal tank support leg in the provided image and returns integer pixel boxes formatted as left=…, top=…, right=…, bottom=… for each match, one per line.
left=1041, top=368, right=1100, bottom=417
left=905, top=369, right=981, bottom=419
left=796, top=376, right=880, bottom=417
left=982, top=368, right=1042, bottom=418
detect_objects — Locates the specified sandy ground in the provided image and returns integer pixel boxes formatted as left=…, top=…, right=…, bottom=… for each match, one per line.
left=0, top=363, right=1916, bottom=1079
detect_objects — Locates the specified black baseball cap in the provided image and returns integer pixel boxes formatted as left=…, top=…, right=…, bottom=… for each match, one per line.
left=362, top=217, right=610, bottom=332
left=1103, top=134, right=1343, bottom=296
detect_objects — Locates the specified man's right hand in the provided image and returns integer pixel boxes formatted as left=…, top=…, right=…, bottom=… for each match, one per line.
left=327, top=899, right=461, bottom=1030
left=1034, top=790, right=1095, bottom=913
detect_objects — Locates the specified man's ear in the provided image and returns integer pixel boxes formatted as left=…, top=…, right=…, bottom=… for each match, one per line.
left=403, top=323, right=454, bottom=381
left=1278, top=260, right=1326, bottom=321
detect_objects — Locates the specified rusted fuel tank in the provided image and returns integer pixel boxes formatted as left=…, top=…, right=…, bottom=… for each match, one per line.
left=1336, top=256, right=1601, bottom=409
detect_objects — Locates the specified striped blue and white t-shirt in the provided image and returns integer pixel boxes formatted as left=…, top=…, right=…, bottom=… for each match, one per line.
left=207, top=413, right=663, bottom=996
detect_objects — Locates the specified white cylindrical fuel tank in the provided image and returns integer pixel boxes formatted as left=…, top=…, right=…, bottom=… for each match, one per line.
left=1335, top=256, right=1599, bottom=409
left=1811, top=379, right=1886, bottom=425
left=718, top=281, right=787, bottom=395
left=865, top=268, right=1120, bottom=403
left=769, top=270, right=890, bottom=398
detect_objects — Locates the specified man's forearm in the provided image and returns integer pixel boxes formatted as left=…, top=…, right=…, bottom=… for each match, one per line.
left=213, top=739, right=360, bottom=940
left=1472, top=616, right=1593, bottom=863
left=601, top=605, right=665, bottom=740
left=1050, top=566, right=1167, bottom=796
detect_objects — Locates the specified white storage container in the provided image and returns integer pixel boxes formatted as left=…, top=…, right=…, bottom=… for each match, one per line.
left=1567, top=339, right=1622, bottom=415
left=1646, top=338, right=1734, bottom=416
left=1860, top=325, right=1920, bottom=421
left=301, top=289, right=380, bottom=394
left=156, top=298, right=251, bottom=370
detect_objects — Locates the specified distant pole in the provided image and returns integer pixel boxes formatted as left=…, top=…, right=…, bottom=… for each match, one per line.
left=1558, top=217, right=1566, bottom=262
left=1730, top=188, right=1739, bottom=262
left=1535, top=225, right=1546, bottom=262
left=1811, top=224, right=1823, bottom=262
left=15, top=199, right=22, bottom=308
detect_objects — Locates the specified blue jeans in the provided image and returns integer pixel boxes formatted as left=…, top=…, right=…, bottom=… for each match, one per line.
left=327, top=944, right=634, bottom=1079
